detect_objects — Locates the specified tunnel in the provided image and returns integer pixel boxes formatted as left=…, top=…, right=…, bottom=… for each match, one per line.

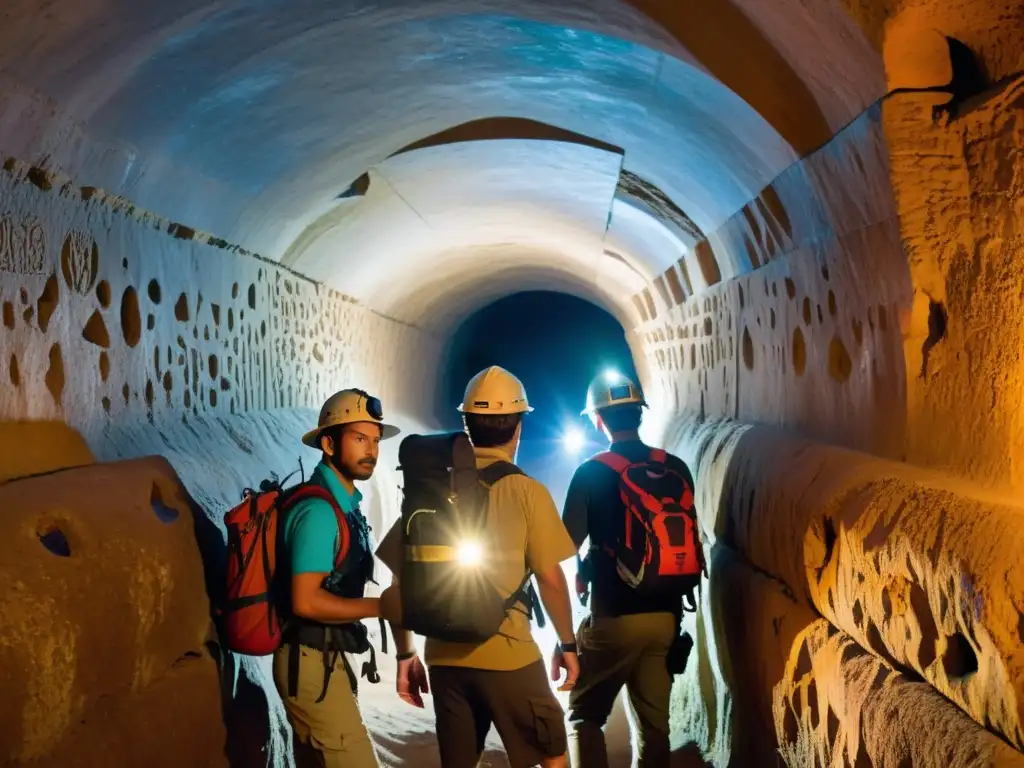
left=1, top=0, right=1024, bottom=766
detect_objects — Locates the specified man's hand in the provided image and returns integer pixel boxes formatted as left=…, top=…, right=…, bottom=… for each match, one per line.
left=380, top=584, right=403, bottom=625
left=550, top=648, right=579, bottom=692
left=397, top=654, right=429, bottom=708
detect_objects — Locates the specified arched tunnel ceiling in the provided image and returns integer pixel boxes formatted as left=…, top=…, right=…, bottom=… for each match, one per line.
left=0, top=0, right=885, bottom=278
left=288, top=139, right=667, bottom=330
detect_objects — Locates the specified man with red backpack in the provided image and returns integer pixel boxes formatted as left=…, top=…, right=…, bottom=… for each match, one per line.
left=221, top=388, right=402, bottom=768
left=562, top=373, right=704, bottom=768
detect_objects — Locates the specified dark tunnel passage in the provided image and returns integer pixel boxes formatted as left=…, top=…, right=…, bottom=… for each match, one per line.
left=438, top=291, right=640, bottom=504
left=1, top=0, right=1024, bottom=767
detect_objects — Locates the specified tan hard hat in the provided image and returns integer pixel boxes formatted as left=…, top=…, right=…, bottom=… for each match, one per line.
left=581, top=372, right=646, bottom=415
left=458, top=366, right=534, bottom=415
left=302, top=388, right=400, bottom=448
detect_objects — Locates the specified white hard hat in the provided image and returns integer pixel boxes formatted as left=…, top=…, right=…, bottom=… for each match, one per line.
left=581, top=371, right=646, bottom=415
left=458, top=366, right=534, bottom=415
left=302, top=388, right=400, bottom=447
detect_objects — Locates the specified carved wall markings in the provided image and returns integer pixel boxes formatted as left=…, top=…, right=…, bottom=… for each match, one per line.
left=0, top=214, right=46, bottom=275
left=60, top=230, right=99, bottom=294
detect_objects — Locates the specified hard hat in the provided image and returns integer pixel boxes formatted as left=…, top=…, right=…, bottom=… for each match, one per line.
left=302, top=388, right=400, bottom=447
left=581, top=371, right=646, bottom=416
left=458, top=366, right=534, bottom=415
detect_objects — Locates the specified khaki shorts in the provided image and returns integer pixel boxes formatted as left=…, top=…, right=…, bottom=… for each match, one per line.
left=429, top=660, right=567, bottom=768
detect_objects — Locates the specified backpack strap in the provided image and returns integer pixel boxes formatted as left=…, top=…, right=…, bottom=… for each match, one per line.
left=478, top=460, right=526, bottom=487
left=279, top=484, right=364, bottom=702
left=593, top=451, right=630, bottom=473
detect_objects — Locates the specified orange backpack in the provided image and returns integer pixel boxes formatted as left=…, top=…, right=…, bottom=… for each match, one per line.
left=220, top=478, right=349, bottom=656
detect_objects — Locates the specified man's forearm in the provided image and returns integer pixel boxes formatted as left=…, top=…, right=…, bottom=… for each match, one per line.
left=392, top=626, right=416, bottom=655
left=386, top=573, right=417, bottom=655
left=294, top=591, right=381, bottom=623
left=536, top=569, right=575, bottom=644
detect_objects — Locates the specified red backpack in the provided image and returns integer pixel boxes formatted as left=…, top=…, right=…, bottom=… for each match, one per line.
left=594, top=448, right=704, bottom=604
left=221, top=479, right=349, bottom=656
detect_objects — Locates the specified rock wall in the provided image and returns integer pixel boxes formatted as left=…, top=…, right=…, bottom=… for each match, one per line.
left=887, top=72, right=1024, bottom=494
left=0, top=457, right=226, bottom=767
left=634, top=102, right=912, bottom=463
left=0, top=157, right=440, bottom=767
left=662, top=414, right=1024, bottom=765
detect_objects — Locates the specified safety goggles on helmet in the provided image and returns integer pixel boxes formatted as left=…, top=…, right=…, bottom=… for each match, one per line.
left=350, top=388, right=384, bottom=422
left=302, top=387, right=400, bottom=447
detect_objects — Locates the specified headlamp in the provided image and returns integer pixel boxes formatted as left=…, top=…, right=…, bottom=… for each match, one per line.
left=455, top=540, right=484, bottom=567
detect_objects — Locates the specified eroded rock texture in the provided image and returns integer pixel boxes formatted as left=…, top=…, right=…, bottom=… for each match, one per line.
left=664, top=415, right=1024, bottom=764
left=0, top=457, right=225, bottom=766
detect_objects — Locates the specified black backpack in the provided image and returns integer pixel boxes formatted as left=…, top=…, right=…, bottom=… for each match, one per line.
left=397, top=432, right=545, bottom=643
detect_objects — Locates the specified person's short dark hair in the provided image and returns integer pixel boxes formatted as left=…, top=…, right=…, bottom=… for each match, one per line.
left=463, top=412, right=524, bottom=448
left=598, top=404, right=642, bottom=433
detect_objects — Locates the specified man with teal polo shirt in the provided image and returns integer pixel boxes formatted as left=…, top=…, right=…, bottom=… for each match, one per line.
left=272, top=387, right=402, bottom=768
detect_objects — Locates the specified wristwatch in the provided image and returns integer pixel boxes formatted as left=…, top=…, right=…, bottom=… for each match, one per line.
left=396, top=651, right=417, bottom=662
left=559, top=642, right=578, bottom=654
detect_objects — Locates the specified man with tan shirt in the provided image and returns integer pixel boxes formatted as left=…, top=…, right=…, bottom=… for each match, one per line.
left=375, top=366, right=579, bottom=768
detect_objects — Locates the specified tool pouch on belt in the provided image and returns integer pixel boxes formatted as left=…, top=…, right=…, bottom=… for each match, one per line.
left=285, top=618, right=388, bottom=703
left=666, top=630, right=694, bottom=675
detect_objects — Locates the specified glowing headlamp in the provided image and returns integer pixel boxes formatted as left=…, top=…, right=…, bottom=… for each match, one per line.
left=562, top=426, right=585, bottom=456
left=455, top=540, right=484, bottom=567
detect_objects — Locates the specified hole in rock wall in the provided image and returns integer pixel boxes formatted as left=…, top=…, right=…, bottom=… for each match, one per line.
left=792, top=327, right=807, bottom=376
left=908, top=580, right=940, bottom=670
left=174, top=293, right=189, bottom=322
left=941, top=632, right=979, bottom=680
left=742, top=326, right=754, bottom=370
left=96, top=280, right=110, bottom=307
left=83, top=310, right=110, bottom=348
left=121, top=286, right=141, bottom=347
left=148, top=279, right=161, bottom=304
left=150, top=483, right=181, bottom=524
left=920, top=299, right=947, bottom=378
left=38, top=524, right=71, bottom=556
left=828, top=336, right=852, bottom=383
left=37, top=273, right=59, bottom=332
left=45, top=343, right=64, bottom=405
left=9, top=353, right=20, bottom=386
left=815, top=517, right=837, bottom=583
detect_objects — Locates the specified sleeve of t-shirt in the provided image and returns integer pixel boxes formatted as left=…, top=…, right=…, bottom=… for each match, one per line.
left=374, top=518, right=403, bottom=578
left=287, top=499, right=340, bottom=575
left=561, top=464, right=591, bottom=551
left=520, top=477, right=579, bottom=574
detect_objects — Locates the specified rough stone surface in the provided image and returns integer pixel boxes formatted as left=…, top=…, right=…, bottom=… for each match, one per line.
left=0, top=456, right=223, bottom=765
left=0, top=420, right=95, bottom=482
left=887, top=74, right=1024, bottom=494
left=685, top=544, right=1024, bottom=766
left=663, top=414, right=1024, bottom=758
left=638, top=103, right=912, bottom=463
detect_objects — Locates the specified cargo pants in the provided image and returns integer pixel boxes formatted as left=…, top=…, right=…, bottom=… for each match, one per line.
left=567, top=612, right=677, bottom=768
left=272, top=644, right=380, bottom=768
